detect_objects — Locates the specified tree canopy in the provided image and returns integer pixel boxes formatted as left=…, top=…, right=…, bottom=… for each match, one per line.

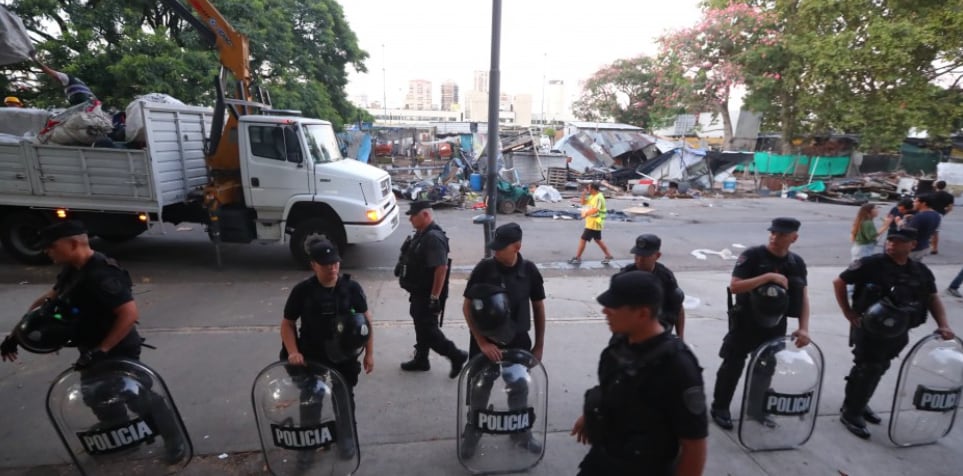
left=0, top=0, right=370, bottom=129
left=576, top=0, right=963, bottom=153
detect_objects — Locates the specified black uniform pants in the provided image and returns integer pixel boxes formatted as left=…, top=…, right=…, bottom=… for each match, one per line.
left=842, top=327, right=909, bottom=412
left=465, top=333, right=532, bottom=411
left=79, top=348, right=183, bottom=451
left=284, top=361, right=359, bottom=448
left=578, top=446, right=674, bottom=476
left=712, top=320, right=786, bottom=411
left=409, top=293, right=459, bottom=359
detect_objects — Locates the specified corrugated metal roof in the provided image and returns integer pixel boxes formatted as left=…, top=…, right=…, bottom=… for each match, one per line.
left=566, top=121, right=643, bottom=131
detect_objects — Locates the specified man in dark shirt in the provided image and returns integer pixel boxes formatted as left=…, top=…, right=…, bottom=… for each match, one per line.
left=571, top=271, right=707, bottom=476
left=710, top=217, right=811, bottom=430
left=460, top=222, right=547, bottom=459
left=618, top=234, right=686, bottom=339
left=397, top=200, right=467, bottom=376
left=907, top=194, right=941, bottom=261
left=0, top=221, right=185, bottom=463
left=882, top=198, right=914, bottom=237
left=832, top=227, right=954, bottom=438
left=929, top=180, right=955, bottom=254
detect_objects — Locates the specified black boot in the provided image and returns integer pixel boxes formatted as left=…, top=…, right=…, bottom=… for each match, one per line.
left=449, top=349, right=468, bottom=379
left=401, top=348, right=430, bottom=372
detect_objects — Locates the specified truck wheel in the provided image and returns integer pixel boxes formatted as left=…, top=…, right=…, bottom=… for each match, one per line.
left=515, top=197, right=529, bottom=214
left=498, top=199, right=516, bottom=214
left=0, top=212, right=52, bottom=265
left=289, top=218, right=345, bottom=269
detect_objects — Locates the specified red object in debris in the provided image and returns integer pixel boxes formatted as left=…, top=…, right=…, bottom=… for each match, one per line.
left=472, top=202, right=486, bottom=210
left=374, top=143, right=392, bottom=156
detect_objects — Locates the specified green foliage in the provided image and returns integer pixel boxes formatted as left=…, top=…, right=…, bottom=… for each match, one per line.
left=571, top=55, right=677, bottom=129
left=543, top=127, right=556, bottom=138
left=0, top=0, right=369, bottom=128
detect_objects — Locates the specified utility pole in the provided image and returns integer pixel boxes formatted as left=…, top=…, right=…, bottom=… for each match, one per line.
left=382, top=43, right=388, bottom=124
left=475, top=0, right=502, bottom=257
left=540, top=52, right=546, bottom=126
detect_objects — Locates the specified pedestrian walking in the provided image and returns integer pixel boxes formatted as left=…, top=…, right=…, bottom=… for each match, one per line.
left=0, top=220, right=185, bottom=463
left=569, top=182, right=614, bottom=265
left=571, top=271, right=707, bottom=476
left=395, top=200, right=467, bottom=376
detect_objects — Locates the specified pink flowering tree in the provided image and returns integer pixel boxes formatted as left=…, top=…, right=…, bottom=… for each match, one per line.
left=656, top=3, right=780, bottom=148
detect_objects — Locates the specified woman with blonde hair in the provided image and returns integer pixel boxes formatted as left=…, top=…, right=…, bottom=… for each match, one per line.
left=850, top=203, right=883, bottom=261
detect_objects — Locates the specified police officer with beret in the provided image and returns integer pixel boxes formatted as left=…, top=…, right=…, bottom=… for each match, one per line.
left=571, top=271, right=707, bottom=476
left=618, top=234, right=687, bottom=340
left=832, top=227, right=955, bottom=439
left=0, top=220, right=185, bottom=462
left=710, top=217, right=811, bottom=430
left=280, top=238, right=373, bottom=463
left=461, top=222, right=547, bottom=458
left=396, top=200, right=468, bottom=376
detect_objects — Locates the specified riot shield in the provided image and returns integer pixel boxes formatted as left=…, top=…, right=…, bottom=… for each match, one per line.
left=738, top=336, right=824, bottom=451
left=251, top=361, right=359, bottom=475
left=45, top=359, right=193, bottom=475
left=889, top=334, right=963, bottom=447
left=456, top=349, right=548, bottom=475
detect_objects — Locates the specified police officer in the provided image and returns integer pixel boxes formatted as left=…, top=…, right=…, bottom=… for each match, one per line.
left=461, top=222, right=546, bottom=458
left=710, top=217, right=811, bottom=430
left=832, top=227, right=955, bottom=439
left=571, top=271, right=707, bottom=476
left=0, top=220, right=185, bottom=462
left=618, top=234, right=687, bottom=339
left=396, top=200, right=468, bottom=376
left=280, top=238, right=373, bottom=463
left=280, top=238, right=374, bottom=391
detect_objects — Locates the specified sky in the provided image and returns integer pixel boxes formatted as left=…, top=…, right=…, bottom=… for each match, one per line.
left=337, top=0, right=704, bottom=110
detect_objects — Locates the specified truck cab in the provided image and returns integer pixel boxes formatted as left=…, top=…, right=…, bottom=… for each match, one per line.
left=233, top=115, right=399, bottom=265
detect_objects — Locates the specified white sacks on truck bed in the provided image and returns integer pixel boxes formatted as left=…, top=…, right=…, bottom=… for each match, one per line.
left=37, top=100, right=113, bottom=146
left=125, top=93, right=186, bottom=145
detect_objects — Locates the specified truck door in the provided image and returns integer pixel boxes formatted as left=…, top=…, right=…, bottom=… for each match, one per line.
left=243, top=124, right=311, bottom=219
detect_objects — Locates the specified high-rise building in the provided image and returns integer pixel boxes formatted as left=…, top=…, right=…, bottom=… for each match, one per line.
left=440, top=80, right=459, bottom=112
left=473, top=71, right=489, bottom=93
left=405, top=79, right=433, bottom=110
left=545, top=79, right=566, bottom=121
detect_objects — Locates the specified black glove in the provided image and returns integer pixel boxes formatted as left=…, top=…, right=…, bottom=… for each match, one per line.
left=429, top=297, right=443, bottom=314
left=1, top=335, right=18, bottom=359
left=74, top=349, right=107, bottom=370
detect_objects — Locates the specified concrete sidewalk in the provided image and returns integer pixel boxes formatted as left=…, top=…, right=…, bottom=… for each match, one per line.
left=1, top=265, right=962, bottom=475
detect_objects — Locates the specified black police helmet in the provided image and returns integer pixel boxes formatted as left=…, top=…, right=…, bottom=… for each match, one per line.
left=466, top=284, right=514, bottom=346
left=861, top=298, right=913, bottom=339
left=13, top=301, right=78, bottom=354
left=323, top=313, right=370, bottom=363
left=749, top=283, right=789, bottom=328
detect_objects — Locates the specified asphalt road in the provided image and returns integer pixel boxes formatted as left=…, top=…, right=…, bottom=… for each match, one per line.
left=2, top=195, right=955, bottom=284
left=1, top=195, right=961, bottom=475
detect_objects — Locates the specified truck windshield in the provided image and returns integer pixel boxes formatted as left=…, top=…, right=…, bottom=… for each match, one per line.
left=303, top=124, right=344, bottom=164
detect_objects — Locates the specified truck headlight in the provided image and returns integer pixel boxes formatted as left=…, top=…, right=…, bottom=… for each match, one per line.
left=365, top=209, right=381, bottom=222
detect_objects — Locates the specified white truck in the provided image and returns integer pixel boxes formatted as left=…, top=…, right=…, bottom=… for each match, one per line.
left=0, top=102, right=400, bottom=266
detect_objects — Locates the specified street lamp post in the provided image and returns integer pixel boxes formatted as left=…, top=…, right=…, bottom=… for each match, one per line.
left=474, top=0, right=502, bottom=257
left=382, top=44, right=388, bottom=124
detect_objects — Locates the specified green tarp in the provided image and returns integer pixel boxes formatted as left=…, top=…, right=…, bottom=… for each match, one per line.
left=736, top=153, right=851, bottom=176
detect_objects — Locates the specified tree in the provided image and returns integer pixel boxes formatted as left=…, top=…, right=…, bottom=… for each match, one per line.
left=0, top=0, right=368, bottom=129
left=571, top=55, right=677, bottom=129
left=656, top=3, right=779, bottom=148
left=709, top=0, right=963, bottom=153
